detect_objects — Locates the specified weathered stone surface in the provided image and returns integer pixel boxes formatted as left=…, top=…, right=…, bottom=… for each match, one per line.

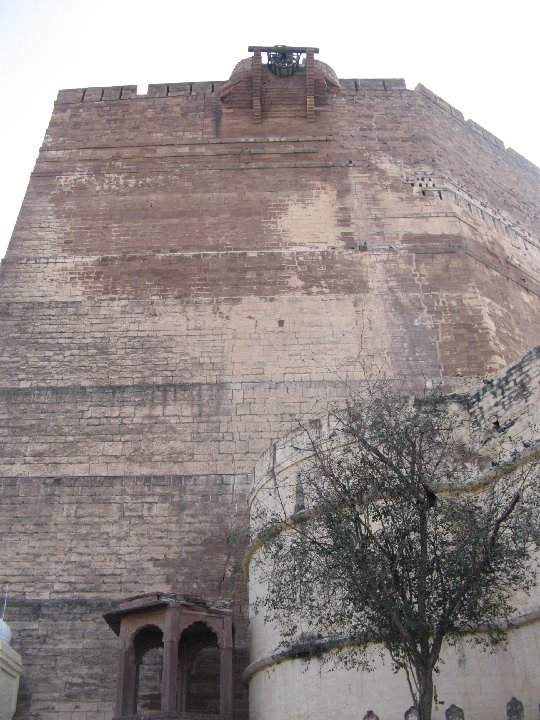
left=1, top=50, right=540, bottom=719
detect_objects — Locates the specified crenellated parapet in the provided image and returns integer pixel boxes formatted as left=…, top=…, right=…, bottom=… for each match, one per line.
left=56, top=81, right=224, bottom=103
left=56, top=85, right=138, bottom=103
left=53, top=72, right=540, bottom=186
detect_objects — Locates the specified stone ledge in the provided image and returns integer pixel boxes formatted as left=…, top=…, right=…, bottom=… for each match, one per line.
left=114, top=713, right=221, bottom=720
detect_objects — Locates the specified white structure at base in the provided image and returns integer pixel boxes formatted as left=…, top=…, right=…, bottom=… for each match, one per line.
left=0, top=620, right=22, bottom=720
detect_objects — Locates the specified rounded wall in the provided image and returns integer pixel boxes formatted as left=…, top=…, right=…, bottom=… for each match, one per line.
left=246, top=350, right=540, bottom=720
left=247, top=626, right=539, bottom=720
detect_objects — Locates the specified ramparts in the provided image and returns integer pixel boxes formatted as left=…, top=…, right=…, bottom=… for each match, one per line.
left=1, top=53, right=540, bottom=719
left=53, top=77, right=539, bottom=177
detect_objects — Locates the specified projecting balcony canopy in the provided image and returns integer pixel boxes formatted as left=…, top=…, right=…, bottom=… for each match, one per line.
left=104, top=593, right=234, bottom=720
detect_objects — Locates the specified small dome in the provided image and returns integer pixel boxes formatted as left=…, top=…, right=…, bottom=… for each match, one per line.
left=0, top=618, right=12, bottom=644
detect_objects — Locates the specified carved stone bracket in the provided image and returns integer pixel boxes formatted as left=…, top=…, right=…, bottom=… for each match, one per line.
left=248, top=45, right=319, bottom=123
left=251, top=50, right=262, bottom=124
left=305, top=49, right=315, bottom=122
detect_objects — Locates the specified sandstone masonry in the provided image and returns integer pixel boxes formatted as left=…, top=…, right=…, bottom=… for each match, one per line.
left=1, top=50, right=539, bottom=719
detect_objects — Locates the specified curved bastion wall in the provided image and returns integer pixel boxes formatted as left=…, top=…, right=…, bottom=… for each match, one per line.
left=246, top=347, right=540, bottom=720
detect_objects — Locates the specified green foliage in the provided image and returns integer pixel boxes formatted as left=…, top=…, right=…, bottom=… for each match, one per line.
left=251, top=384, right=540, bottom=720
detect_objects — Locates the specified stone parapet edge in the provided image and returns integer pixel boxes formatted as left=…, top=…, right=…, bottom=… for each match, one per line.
left=242, top=606, right=540, bottom=685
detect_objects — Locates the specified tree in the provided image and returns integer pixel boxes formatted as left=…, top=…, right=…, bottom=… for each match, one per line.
left=250, top=383, right=540, bottom=720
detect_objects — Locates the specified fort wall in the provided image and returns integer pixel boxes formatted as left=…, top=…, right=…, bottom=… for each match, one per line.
left=247, top=347, right=540, bottom=720
left=1, top=55, right=539, bottom=719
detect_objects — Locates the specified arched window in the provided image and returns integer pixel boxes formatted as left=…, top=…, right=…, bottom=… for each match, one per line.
left=133, top=625, right=163, bottom=712
left=180, top=621, right=220, bottom=714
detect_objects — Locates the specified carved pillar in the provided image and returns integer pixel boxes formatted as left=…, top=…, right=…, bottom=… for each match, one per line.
left=177, top=648, right=189, bottom=713
left=252, top=50, right=262, bottom=123
left=161, top=610, right=179, bottom=712
left=115, top=644, right=137, bottom=716
left=219, top=615, right=234, bottom=720
left=305, top=48, right=315, bottom=122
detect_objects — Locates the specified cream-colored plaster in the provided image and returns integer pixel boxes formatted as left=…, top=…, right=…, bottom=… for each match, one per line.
left=248, top=349, right=540, bottom=720
left=0, top=640, right=22, bottom=720
left=248, top=623, right=540, bottom=720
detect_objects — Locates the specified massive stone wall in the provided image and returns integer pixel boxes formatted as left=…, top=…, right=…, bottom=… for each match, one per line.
left=0, top=54, right=539, bottom=719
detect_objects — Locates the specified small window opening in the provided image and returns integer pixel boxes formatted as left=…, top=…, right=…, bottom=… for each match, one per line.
left=134, top=626, right=164, bottom=713
left=181, top=622, right=220, bottom=715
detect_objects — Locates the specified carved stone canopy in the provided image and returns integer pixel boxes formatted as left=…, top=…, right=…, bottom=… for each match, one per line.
left=104, top=593, right=234, bottom=720
left=219, top=46, right=339, bottom=123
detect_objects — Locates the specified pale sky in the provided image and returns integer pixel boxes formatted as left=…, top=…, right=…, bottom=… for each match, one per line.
left=1, top=0, right=539, bottom=259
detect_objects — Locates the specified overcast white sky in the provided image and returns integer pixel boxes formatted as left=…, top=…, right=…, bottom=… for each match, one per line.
left=1, top=0, right=539, bottom=258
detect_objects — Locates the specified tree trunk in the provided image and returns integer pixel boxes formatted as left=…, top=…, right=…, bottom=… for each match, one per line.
left=417, top=668, right=434, bottom=720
